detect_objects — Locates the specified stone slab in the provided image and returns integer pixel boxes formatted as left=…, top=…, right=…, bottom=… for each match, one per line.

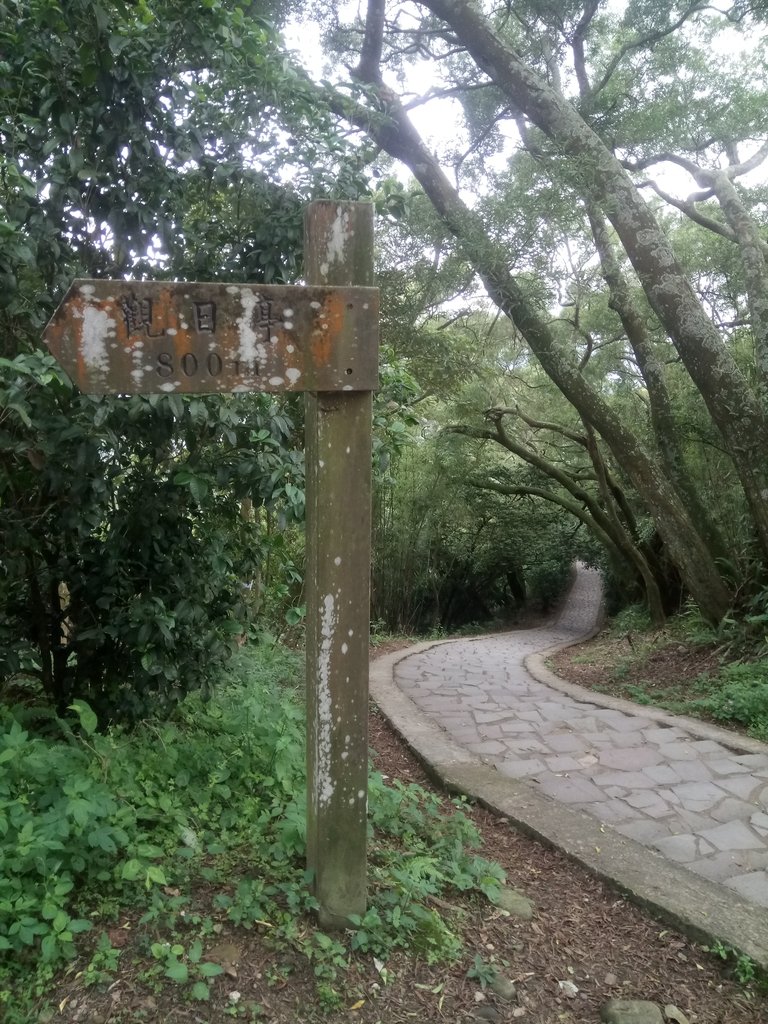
left=370, top=565, right=768, bottom=970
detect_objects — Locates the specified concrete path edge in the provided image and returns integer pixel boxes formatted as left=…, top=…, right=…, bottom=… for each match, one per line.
left=526, top=642, right=768, bottom=756
left=370, top=642, right=768, bottom=971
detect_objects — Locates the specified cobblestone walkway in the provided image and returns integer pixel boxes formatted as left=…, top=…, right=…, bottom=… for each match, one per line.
left=394, top=565, right=768, bottom=909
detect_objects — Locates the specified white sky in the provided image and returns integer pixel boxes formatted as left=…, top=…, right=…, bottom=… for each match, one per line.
left=284, top=1, right=766, bottom=201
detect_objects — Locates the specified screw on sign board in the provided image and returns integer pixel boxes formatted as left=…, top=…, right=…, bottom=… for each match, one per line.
left=43, top=280, right=379, bottom=394
left=42, top=201, right=379, bottom=930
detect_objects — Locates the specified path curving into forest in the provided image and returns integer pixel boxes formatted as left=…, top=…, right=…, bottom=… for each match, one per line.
left=370, top=563, right=768, bottom=969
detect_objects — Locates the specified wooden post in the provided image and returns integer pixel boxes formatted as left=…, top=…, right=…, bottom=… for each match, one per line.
left=304, top=202, right=374, bottom=927
left=42, top=202, right=378, bottom=929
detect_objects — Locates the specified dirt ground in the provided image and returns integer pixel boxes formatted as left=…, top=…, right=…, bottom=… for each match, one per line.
left=549, top=629, right=724, bottom=704
left=41, top=638, right=766, bottom=1024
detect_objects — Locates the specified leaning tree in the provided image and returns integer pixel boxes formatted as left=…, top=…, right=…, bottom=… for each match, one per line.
left=310, top=0, right=768, bottom=623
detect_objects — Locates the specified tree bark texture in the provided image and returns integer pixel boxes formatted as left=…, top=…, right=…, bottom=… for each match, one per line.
left=418, top=0, right=768, bottom=561
left=355, top=86, right=731, bottom=620
left=587, top=208, right=729, bottom=565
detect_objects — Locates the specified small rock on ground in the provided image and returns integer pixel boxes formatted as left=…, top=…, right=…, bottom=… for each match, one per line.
left=494, top=887, right=534, bottom=919
left=490, top=973, right=517, bottom=1001
left=601, top=1000, right=665, bottom=1024
left=472, top=1007, right=503, bottom=1022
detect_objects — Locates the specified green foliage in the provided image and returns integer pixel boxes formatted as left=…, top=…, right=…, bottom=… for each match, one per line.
left=610, top=604, right=654, bottom=635
left=373, top=438, right=573, bottom=633
left=0, top=349, right=307, bottom=720
left=358, top=775, right=505, bottom=962
left=589, top=607, right=768, bottom=739
left=0, top=0, right=370, bottom=346
left=466, top=952, right=498, bottom=989
left=146, top=938, right=224, bottom=1000
left=0, top=0, right=378, bottom=721
left=695, top=662, right=768, bottom=741
left=81, top=932, right=121, bottom=988
left=322, top=0, right=768, bottom=625
left=704, top=941, right=765, bottom=991
left=0, top=642, right=510, bottom=1014
left=526, top=556, right=572, bottom=612
left=0, top=642, right=306, bottom=991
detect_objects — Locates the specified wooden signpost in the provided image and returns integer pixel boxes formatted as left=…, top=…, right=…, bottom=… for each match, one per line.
left=43, top=201, right=378, bottom=927
left=43, top=281, right=378, bottom=395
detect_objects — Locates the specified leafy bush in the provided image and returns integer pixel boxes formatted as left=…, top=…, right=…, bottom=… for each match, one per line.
left=610, top=604, right=654, bottom=635
left=526, top=556, right=572, bottom=612
left=0, top=643, right=508, bottom=1013
left=695, top=662, right=768, bottom=741
left=0, top=350, right=304, bottom=721
left=0, top=644, right=306, bottom=976
left=360, top=775, right=505, bottom=961
left=373, top=441, right=573, bottom=633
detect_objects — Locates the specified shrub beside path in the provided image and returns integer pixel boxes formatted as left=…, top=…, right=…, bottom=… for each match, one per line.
left=370, top=565, right=768, bottom=970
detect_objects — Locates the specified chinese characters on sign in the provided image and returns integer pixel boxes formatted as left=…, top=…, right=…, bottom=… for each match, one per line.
left=43, top=281, right=379, bottom=395
left=119, top=295, right=166, bottom=338
left=193, top=301, right=216, bottom=333
left=118, top=293, right=284, bottom=381
left=120, top=295, right=278, bottom=343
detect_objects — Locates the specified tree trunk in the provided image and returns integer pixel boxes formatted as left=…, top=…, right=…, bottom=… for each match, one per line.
left=470, top=473, right=663, bottom=625
left=418, top=0, right=768, bottom=560
left=708, top=171, right=768, bottom=394
left=587, top=208, right=729, bottom=565
left=582, top=424, right=666, bottom=625
left=356, top=91, right=730, bottom=620
left=457, top=414, right=666, bottom=621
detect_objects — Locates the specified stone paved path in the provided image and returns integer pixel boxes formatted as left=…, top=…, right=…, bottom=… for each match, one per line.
left=394, top=565, right=768, bottom=909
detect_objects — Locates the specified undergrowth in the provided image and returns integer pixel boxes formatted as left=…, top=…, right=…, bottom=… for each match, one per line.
left=0, top=640, right=504, bottom=1020
left=587, top=604, right=768, bottom=741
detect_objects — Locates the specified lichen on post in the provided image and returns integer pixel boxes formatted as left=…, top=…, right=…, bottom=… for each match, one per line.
left=304, top=201, right=376, bottom=927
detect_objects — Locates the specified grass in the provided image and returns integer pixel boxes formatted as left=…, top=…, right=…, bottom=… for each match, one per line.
left=556, top=603, right=768, bottom=741
left=0, top=639, right=507, bottom=1022
left=3, top=630, right=766, bottom=1021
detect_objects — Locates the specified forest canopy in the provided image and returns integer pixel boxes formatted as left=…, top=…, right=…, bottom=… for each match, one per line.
left=312, top=0, right=768, bottom=627
left=3, top=0, right=768, bottom=716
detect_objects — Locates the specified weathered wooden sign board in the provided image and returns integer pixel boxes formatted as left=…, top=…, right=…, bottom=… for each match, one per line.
left=44, top=280, right=378, bottom=395
left=43, top=202, right=378, bottom=930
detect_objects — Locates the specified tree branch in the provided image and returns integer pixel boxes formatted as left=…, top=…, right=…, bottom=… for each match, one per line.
left=402, top=80, right=495, bottom=111
left=589, top=3, right=707, bottom=99
left=334, top=0, right=737, bottom=616
left=623, top=139, right=768, bottom=187
left=640, top=178, right=738, bottom=238
left=484, top=405, right=588, bottom=447
left=467, top=477, right=626, bottom=567
left=725, top=138, right=768, bottom=179
left=354, top=0, right=386, bottom=83
left=570, top=0, right=599, bottom=97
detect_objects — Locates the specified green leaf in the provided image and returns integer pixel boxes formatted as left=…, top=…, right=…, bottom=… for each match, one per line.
left=68, top=700, right=98, bottom=736
left=52, top=911, right=69, bottom=934
left=68, top=919, right=92, bottom=934
left=165, top=960, right=189, bottom=983
left=121, top=859, right=143, bottom=881
left=145, top=864, right=168, bottom=887
left=189, top=476, right=209, bottom=503
left=190, top=980, right=211, bottom=1001
left=220, top=620, right=245, bottom=634
left=88, top=827, right=117, bottom=853
left=285, top=605, right=306, bottom=626
left=41, top=933, right=59, bottom=962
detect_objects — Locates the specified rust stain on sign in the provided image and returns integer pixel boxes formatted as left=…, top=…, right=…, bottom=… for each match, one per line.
left=43, top=280, right=379, bottom=394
